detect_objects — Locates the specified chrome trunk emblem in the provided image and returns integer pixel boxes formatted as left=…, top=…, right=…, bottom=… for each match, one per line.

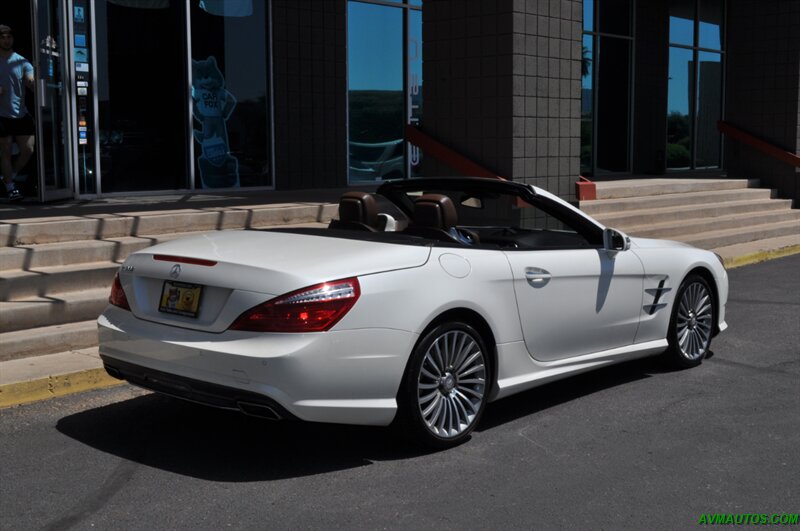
left=169, top=264, right=181, bottom=279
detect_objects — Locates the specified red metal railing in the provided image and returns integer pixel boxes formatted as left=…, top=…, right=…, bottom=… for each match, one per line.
left=718, top=120, right=800, bottom=168
left=405, top=124, right=598, bottom=200
left=405, top=125, right=505, bottom=180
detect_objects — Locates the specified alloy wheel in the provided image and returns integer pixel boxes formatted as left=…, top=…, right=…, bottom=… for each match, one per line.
left=416, top=329, right=486, bottom=439
left=675, top=281, right=713, bottom=361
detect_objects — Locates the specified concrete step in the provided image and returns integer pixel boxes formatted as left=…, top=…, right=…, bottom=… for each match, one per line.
left=0, top=320, right=98, bottom=362
left=0, top=221, right=329, bottom=272
left=714, top=234, right=800, bottom=266
left=681, top=219, right=800, bottom=250
left=0, top=203, right=338, bottom=246
left=0, top=287, right=109, bottom=333
left=580, top=188, right=773, bottom=216
left=594, top=178, right=754, bottom=200
left=621, top=209, right=800, bottom=240
left=0, top=261, right=119, bottom=300
left=591, top=198, right=793, bottom=228
left=0, top=231, right=203, bottom=271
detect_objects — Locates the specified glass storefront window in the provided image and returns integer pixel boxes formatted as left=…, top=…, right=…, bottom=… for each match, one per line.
left=699, top=0, right=724, bottom=51
left=695, top=51, right=722, bottom=168
left=666, top=0, right=724, bottom=170
left=598, top=0, right=631, bottom=37
left=667, top=47, right=694, bottom=169
left=347, top=2, right=405, bottom=184
left=669, top=0, right=695, bottom=46
left=581, top=0, right=633, bottom=177
left=190, top=0, right=272, bottom=189
left=580, top=35, right=593, bottom=175
left=596, top=37, right=631, bottom=173
left=408, top=8, right=422, bottom=177
left=95, top=0, right=188, bottom=193
left=583, top=0, right=594, bottom=32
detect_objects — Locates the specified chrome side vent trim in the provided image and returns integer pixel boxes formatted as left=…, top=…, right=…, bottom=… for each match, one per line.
left=643, top=277, right=671, bottom=315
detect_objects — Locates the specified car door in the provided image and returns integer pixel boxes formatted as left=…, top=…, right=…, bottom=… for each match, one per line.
left=505, top=247, right=645, bottom=362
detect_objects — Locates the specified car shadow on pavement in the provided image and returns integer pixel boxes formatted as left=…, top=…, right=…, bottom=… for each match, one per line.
left=55, top=356, right=685, bottom=482
left=477, top=356, right=684, bottom=432
left=55, top=391, right=428, bottom=482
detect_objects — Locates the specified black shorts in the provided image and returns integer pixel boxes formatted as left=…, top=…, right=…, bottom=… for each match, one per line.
left=0, top=114, right=35, bottom=137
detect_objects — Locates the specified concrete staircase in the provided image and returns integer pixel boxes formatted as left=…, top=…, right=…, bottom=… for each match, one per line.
left=0, top=202, right=337, bottom=363
left=581, top=178, right=800, bottom=259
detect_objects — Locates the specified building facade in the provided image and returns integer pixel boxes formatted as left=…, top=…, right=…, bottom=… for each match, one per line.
left=6, top=0, right=799, bottom=203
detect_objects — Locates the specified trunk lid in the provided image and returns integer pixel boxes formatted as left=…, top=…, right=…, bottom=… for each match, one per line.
left=118, top=230, right=430, bottom=332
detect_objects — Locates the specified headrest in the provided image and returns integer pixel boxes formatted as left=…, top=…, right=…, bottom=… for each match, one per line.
left=413, top=194, right=458, bottom=230
left=339, top=192, right=378, bottom=226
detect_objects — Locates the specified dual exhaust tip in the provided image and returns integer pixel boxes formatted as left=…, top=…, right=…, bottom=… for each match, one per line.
left=103, top=363, right=282, bottom=421
left=237, top=401, right=282, bottom=421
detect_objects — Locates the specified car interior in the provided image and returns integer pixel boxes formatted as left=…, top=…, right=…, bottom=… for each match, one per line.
left=326, top=189, right=598, bottom=250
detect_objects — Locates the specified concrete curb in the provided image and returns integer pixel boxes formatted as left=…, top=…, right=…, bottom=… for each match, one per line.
left=1, top=248, right=798, bottom=409
left=0, top=367, right=123, bottom=408
left=724, top=244, right=800, bottom=269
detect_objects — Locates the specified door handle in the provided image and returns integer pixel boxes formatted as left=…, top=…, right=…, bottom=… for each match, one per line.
left=525, top=267, right=551, bottom=284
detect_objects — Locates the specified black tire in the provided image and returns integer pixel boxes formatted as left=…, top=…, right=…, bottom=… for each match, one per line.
left=665, top=274, right=715, bottom=369
left=397, top=322, right=490, bottom=449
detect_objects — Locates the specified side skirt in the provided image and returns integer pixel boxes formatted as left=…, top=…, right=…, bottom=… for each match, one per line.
left=491, top=339, right=668, bottom=401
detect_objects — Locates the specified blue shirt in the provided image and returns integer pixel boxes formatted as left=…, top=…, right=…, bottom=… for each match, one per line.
left=0, top=52, right=34, bottom=119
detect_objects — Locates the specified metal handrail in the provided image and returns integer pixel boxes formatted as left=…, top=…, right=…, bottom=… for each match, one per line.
left=718, top=121, right=800, bottom=168
left=405, top=125, right=505, bottom=180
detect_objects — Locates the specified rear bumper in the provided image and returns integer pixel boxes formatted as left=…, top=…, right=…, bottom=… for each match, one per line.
left=98, top=306, right=417, bottom=426
left=102, top=356, right=295, bottom=421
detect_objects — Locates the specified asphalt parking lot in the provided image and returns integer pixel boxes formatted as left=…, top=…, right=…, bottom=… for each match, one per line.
left=1, top=255, right=798, bottom=530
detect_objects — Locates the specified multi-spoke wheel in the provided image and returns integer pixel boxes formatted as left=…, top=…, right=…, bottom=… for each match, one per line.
left=399, top=322, right=489, bottom=448
left=666, top=275, right=715, bottom=368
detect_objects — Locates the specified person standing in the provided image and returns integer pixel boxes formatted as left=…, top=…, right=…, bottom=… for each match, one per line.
left=0, top=24, right=35, bottom=202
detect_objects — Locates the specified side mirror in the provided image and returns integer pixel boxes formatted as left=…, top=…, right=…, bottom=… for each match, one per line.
left=603, top=228, right=631, bottom=252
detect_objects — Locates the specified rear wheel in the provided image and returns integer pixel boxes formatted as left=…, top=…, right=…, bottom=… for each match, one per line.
left=665, top=274, right=715, bottom=368
left=399, top=322, right=489, bottom=448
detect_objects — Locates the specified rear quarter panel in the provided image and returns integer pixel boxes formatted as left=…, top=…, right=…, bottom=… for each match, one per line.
left=336, top=246, right=524, bottom=345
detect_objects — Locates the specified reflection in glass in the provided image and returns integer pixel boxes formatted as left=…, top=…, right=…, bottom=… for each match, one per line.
left=408, top=9, right=423, bottom=177
left=596, top=37, right=630, bottom=173
left=37, top=0, right=74, bottom=193
left=580, top=35, right=593, bottom=175
left=598, top=0, right=631, bottom=36
left=667, top=47, right=694, bottom=169
left=95, top=0, right=187, bottom=192
left=190, top=1, right=271, bottom=189
left=699, top=0, right=723, bottom=50
left=348, top=2, right=404, bottom=183
left=669, top=0, right=694, bottom=46
left=583, top=0, right=594, bottom=32
left=695, top=51, right=722, bottom=167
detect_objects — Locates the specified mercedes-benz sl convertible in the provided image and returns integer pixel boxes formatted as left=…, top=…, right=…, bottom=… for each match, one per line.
left=98, top=177, right=728, bottom=447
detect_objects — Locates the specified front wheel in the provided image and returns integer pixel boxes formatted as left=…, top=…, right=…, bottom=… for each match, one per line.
left=398, top=322, right=489, bottom=448
left=665, top=274, right=715, bottom=368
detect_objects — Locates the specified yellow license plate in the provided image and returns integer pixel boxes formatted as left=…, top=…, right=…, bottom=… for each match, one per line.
left=159, top=281, right=203, bottom=318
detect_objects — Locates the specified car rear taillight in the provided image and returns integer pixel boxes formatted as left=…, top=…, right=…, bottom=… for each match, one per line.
left=109, top=272, right=131, bottom=310
left=230, top=277, right=360, bottom=333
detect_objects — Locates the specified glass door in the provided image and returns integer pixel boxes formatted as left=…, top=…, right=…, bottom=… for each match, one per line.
left=32, top=0, right=74, bottom=200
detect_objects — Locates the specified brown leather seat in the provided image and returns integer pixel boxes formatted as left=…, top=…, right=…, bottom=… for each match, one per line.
left=413, top=194, right=458, bottom=231
left=328, top=191, right=378, bottom=231
left=405, top=194, right=479, bottom=244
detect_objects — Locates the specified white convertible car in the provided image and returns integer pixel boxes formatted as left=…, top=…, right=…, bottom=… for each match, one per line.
left=98, top=177, right=728, bottom=447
